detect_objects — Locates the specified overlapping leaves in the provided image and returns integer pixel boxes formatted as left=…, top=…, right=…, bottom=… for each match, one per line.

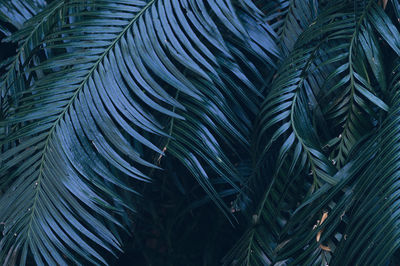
left=0, top=0, right=278, bottom=264
left=224, top=0, right=400, bottom=265
left=1, top=0, right=400, bottom=265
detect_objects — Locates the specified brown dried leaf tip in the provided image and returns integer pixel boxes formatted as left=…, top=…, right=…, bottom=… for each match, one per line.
left=314, top=211, right=331, bottom=252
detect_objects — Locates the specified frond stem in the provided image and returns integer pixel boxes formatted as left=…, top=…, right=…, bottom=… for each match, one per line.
left=334, top=0, right=374, bottom=166
left=24, top=0, right=157, bottom=241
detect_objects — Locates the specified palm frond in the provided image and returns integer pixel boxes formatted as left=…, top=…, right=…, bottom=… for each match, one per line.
left=0, top=0, right=46, bottom=31
left=224, top=3, right=345, bottom=265
left=282, top=58, right=400, bottom=265
left=1, top=1, right=64, bottom=113
left=0, top=0, right=55, bottom=154
left=276, top=0, right=318, bottom=55
left=224, top=1, right=398, bottom=264
left=0, top=0, right=279, bottom=264
left=319, top=1, right=390, bottom=168
left=253, top=2, right=399, bottom=265
left=2, top=0, right=400, bottom=264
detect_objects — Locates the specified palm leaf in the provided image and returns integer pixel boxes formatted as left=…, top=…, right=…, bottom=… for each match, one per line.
left=224, top=1, right=396, bottom=264
left=2, top=0, right=400, bottom=264
left=259, top=2, right=399, bottom=265
left=224, top=3, right=343, bottom=265
left=320, top=0, right=389, bottom=168
left=0, top=0, right=279, bottom=264
left=0, top=0, right=46, bottom=31
left=284, top=58, right=400, bottom=265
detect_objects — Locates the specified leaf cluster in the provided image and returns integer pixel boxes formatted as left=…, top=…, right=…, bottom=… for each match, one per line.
left=1, top=0, right=400, bottom=265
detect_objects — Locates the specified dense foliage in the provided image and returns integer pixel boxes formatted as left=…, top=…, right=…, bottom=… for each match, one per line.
left=1, top=0, right=400, bottom=265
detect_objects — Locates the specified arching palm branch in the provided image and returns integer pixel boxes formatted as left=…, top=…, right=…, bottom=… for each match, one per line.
left=1, top=0, right=400, bottom=265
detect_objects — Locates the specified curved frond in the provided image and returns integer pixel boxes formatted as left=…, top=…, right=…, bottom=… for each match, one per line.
left=224, top=3, right=344, bottom=265
left=2, top=0, right=400, bottom=264
left=277, top=0, right=318, bottom=55
left=224, top=1, right=397, bottom=265
left=321, top=1, right=390, bottom=168
left=282, top=59, right=400, bottom=265
left=0, top=0, right=279, bottom=264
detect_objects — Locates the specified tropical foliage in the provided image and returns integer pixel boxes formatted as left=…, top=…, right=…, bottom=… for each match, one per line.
left=0, top=0, right=400, bottom=265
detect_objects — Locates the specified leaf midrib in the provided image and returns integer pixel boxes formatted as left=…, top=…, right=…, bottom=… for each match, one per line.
left=335, top=0, right=374, bottom=166
left=25, top=0, right=157, bottom=241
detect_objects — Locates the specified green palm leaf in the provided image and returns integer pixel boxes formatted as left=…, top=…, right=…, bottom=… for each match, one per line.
left=0, top=0, right=279, bottom=264
left=0, top=0, right=46, bottom=31
left=224, top=1, right=397, bottom=265
left=2, top=0, right=400, bottom=264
